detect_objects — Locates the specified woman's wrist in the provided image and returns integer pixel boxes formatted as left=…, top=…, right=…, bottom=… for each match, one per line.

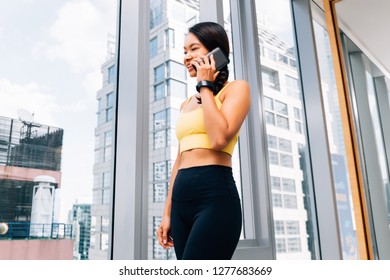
left=196, top=80, right=215, bottom=93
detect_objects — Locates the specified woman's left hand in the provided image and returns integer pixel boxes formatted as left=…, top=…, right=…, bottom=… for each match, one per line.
left=192, top=54, right=220, bottom=83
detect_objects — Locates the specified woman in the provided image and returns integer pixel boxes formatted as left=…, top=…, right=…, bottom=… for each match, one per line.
left=156, top=22, right=251, bottom=260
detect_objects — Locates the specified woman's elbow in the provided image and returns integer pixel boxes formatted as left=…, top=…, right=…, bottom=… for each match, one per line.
left=210, top=138, right=228, bottom=151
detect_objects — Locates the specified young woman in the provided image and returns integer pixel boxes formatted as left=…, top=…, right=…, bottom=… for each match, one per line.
left=156, top=22, right=251, bottom=260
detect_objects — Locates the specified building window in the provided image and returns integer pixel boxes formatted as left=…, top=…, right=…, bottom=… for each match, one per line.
left=154, top=110, right=167, bottom=130
left=154, top=64, right=165, bottom=83
left=167, top=60, right=186, bottom=80
left=154, top=83, right=165, bottom=101
left=284, top=194, right=297, bottom=209
left=101, top=216, right=109, bottom=233
left=97, top=98, right=103, bottom=125
left=100, top=233, right=108, bottom=251
left=287, top=238, right=301, bottom=252
left=165, top=28, right=175, bottom=49
left=153, top=109, right=177, bottom=149
left=154, top=183, right=168, bottom=202
left=153, top=130, right=166, bottom=149
left=274, top=220, right=285, bottom=235
left=269, top=150, right=279, bottom=165
left=150, top=37, right=158, bottom=58
left=167, top=79, right=186, bottom=99
left=264, top=47, right=278, bottom=61
left=265, top=97, right=289, bottom=130
left=153, top=160, right=172, bottom=202
left=150, top=0, right=163, bottom=29
left=106, top=93, right=114, bottom=122
left=271, top=176, right=281, bottom=191
left=272, top=193, right=283, bottom=208
left=276, top=238, right=287, bottom=253
left=108, top=65, right=115, bottom=84
left=268, top=136, right=293, bottom=168
left=283, top=178, right=296, bottom=192
left=286, top=76, right=300, bottom=99
left=286, top=221, right=300, bottom=235
left=103, top=130, right=112, bottom=162
left=280, top=153, right=293, bottom=168
left=262, top=66, right=280, bottom=90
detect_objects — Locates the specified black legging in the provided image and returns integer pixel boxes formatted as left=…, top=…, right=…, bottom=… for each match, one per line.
left=170, top=165, right=242, bottom=260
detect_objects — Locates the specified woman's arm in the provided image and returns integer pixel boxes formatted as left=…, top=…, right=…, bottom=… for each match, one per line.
left=200, top=80, right=251, bottom=150
left=157, top=141, right=181, bottom=249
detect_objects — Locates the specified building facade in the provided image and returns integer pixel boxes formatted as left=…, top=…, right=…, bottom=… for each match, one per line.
left=0, top=115, right=73, bottom=259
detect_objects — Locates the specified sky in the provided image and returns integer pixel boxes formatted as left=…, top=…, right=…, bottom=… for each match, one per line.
left=0, top=0, right=117, bottom=222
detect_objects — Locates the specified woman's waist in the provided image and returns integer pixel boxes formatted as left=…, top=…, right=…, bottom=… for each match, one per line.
left=179, top=148, right=232, bottom=169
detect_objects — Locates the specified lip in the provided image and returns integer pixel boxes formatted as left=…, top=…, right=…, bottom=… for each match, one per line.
left=186, top=63, right=195, bottom=71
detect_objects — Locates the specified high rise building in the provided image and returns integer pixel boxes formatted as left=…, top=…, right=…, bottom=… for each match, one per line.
left=0, top=115, right=73, bottom=259
left=70, top=203, right=91, bottom=260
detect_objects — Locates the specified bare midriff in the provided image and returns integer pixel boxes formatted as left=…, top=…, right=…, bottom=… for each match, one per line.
left=179, top=148, right=232, bottom=169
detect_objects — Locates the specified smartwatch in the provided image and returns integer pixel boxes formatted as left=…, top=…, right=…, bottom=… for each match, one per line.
left=196, top=80, right=215, bottom=93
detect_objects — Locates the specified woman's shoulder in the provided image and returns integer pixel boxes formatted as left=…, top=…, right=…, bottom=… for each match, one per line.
left=223, top=80, right=250, bottom=97
left=227, top=79, right=250, bottom=89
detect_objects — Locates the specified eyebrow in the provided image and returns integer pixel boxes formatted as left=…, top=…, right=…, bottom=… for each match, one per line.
left=183, top=42, right=201, bottom=50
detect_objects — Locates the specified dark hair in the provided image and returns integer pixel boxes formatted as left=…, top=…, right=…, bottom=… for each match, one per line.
left=189, top=22, right=230, bottom=100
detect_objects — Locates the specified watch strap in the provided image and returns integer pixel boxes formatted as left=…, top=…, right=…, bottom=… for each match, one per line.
left=196, top=80, right=215, bottom=93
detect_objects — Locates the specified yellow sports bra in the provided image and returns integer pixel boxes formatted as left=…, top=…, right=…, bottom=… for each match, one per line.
left=175, top=83, right=238, bottom=155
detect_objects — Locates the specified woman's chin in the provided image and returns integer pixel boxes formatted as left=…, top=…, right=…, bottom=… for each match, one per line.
left=188, top=70, right=197, bottom=77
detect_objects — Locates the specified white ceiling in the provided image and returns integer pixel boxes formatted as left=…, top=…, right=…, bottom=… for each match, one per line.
left=313, top=0, right=390, bottom=77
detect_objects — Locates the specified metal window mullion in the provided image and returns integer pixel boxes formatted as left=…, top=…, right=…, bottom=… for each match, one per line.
left=374, top=76, right=390, bottom=186
left=291, top=0, right=342, bottom=259
left=348, top=52, right=390, bottom=259
left=110, top=0, right=150, bottom=260
left=230, top=0, right=275, bottom=260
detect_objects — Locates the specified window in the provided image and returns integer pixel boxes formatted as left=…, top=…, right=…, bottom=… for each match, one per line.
left=100, top=233, right=108, bottom=251
left=153, top=130, right=166, bottom=149
left=103, top=131, right=112, bottom=162
left=106, top=93, right=114, bottom=122
left=264, top=97, right=290, bottom=130
left=286, top=221, right=300, bottom=234
left=102, top=172, right=111, bottom=205
left=150, top=37, right=158, bottom=58
left=287, top=238, right=301, bottom=252
left=108, top=66, right=115, bottom=84
left=150, top=0, right=163, bottom=29
left=276, top=238, right=287, bottom=253
left=274, top=220, right=285, bottom=235
left=154, top=83, right=165, bottom=101
left=154, top=64, right=165, bottom=83
left=286, top=75, right=300, bottom=99
left=168, top=61, right=186, bottom=80
left=154, top=64, right=166, bottom=101
left=154, top=183, right=168, bottom=202
left=262, top=67, right=280, bottom=90
left=167, top=79, right=186, bottom=99
left=165, top=28, right=175, bottom=49
left=97, top=98, right=103, bottom=125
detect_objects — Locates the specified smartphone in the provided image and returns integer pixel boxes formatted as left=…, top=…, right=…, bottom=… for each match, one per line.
left=207, top=47, right=230, bottom=71
left=194, top=47, right=230, bottom=72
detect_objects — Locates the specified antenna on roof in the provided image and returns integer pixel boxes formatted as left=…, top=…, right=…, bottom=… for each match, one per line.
left=17, top=108, right=41, bottom=139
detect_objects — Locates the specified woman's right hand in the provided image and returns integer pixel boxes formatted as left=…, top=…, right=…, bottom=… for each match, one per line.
left=156, top=216, right=174, bottom=249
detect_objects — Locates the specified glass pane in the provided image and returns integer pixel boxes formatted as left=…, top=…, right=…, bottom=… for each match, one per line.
left=365, top=72, right=390, bottom=218
left=312, top=21, right=359, bottom=259
left=0, top=1, right=118, bottom=260
left=255, top=0, right=318, bottom=259
left=147, top=0, right=200, bottom=260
